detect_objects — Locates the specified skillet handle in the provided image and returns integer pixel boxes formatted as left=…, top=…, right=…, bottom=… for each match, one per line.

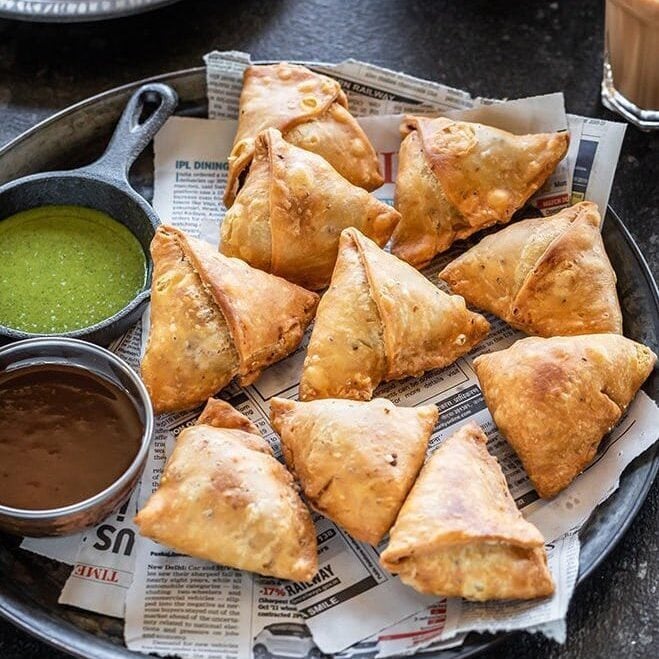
left=82, top=83, right=178, bottom=184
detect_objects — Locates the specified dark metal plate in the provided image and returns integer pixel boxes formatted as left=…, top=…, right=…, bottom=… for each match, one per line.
left=0, top=68, right=656, bottom=659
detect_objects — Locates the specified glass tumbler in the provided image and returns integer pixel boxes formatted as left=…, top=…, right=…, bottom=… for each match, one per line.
left=602, top=0, right=659, bottom=129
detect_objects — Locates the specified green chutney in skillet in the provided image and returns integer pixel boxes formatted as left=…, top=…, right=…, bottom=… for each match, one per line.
left=0, top=205, right=147, bottom=334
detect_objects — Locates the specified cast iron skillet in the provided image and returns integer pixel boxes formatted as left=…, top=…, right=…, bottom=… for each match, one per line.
left=0, top=67, right=656, bottom=659
left=0, top=82, right=178, bottom=346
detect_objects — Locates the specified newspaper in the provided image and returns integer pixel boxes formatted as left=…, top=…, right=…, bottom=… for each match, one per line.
left=19, top=51, right=655, bottom=658
left=122, top=85, right=647, bottom=655
left=204, top=50, right=625, bottom=214
left=20, top=532, right=83, bottom=566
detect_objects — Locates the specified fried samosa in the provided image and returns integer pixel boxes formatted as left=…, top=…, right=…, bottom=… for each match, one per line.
left=220, top=128, right=399, bottom=290
left=270, top=397, right=438, bottom=545
left=380, top=422, right=554, bottom=601
left=439, top=202, right=622, bottom=336
left=299, top=228, right=490, bottom=401
left=224, top=63, right=382, bottom=207
left=392, top=116, right=569, bottom=267
left=141, top=226, right=318, bottom=414
left=474, top=335, right=656, bottom=498
left=135, top=399, right=318, bottom=581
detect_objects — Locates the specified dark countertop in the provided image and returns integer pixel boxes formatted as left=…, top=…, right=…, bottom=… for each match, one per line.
left=0, top=1, right=657, bottom=658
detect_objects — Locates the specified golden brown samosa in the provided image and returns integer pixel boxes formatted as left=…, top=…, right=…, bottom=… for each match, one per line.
left=141, top=226, right=318, bottom=413
left=220, top=128, right=399, bottom=290
left=135, top=399, right=318, bottom=581
left=392, top=116, right=569, bottom=267
left=299, top=228, right=490, bottom=401
left=380, top=422, right=554, bottom=601
left=224, top=63, right=382, bottom=207
left=474, top=335, right=656, bottom=498
left=270, top=397, right=437, bottom=545
left=440, top=202, right=622, bottom=336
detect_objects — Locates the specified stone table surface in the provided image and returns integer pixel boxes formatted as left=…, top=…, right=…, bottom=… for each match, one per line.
left=0, top=1, right=657, bottom=658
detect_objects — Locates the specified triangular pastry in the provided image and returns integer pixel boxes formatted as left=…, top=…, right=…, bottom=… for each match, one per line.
left=391, top=115, right=569, bottom=267
left=299, top=228, right=490, bottom=401
left=474, top=335, right=656, bottom=498
left=270, top=397, right=438, bottom=545
left=440, top=202, right=623, bottom=336
left=220, top=128, right=400, bottom=290
left=224, top=63, right=382, bottom=207
left=141, top=226, right=319, bottom=413
left=135, top=399, right=318, bottom=581
left=380, top=422, right=554, bottom=601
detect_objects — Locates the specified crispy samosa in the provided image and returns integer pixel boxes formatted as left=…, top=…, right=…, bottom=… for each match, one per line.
left=224, top=63, right=382, bottom=207
left=135, top=399, right=318, bottom=581
left=380, top=422, right=554, bottom=601
left=474, top=335, right=656, bottom=498
left=392, top=116, right=569, bottom=267
left=299, top=228, right=490, bottom=401
left=141, top=226, right=318, bottom=413
left=221, top=128, right=399, bottom=290
left=440, top=202, right=622, bottom=336
left=270, top=397, right=438, bottom=545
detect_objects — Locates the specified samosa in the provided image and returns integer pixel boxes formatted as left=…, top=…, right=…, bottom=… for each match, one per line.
left=474, top=334, right=656, bottom=498
left=221, top=128, right=399, bottom=290
left=380, top=422, right=554, bottom=601
left=440, top=202, right=622, bottom=337
left=225, top=62, right=382, bottom=207
left=270, top=397, right=437, bottom=545
left=135, top=399, right=318, bottom=581
left=142, top=226, right=318, bottom=413
left=299, top=228, right=490, bottom=401
left=392, top=115, right=569, bottom=267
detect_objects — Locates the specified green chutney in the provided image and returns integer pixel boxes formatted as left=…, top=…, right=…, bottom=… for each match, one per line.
left=0, top=205, right=147, bottom=334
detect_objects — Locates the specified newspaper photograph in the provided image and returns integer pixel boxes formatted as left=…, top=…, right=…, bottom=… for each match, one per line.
left=18, top=51, right=656, bottom=659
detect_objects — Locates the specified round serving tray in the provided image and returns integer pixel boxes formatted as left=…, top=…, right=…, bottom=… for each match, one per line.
left=0, top=0, right=181, bottom=22
left=0, top=67, right=657, bottom=659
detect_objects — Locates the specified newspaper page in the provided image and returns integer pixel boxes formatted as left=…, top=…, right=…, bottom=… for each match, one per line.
left=566, top=114, right=626, bottom=212
left=20, top=532, right=83, bottom=566
left=57, top=489, right=140, bottom=617
left=19, top=51, right=650, bottom=658
left=122, top=90, right=655, bottom=655
left=123, top=118, right=440, bottom=656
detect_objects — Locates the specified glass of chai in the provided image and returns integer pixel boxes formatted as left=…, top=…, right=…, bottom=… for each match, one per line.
left=602, top=0, right=659, bottom=129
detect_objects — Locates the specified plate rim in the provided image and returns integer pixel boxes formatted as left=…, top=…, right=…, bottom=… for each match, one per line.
left=0, top=0, right=182, bottom=23
left=0, top=67, right=205, bottom=164
left=0, top=67, right=657, bottom=659
left=577, top=206, right=659, bottom=590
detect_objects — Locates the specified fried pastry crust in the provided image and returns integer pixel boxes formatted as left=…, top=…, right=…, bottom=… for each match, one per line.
left=135, top=398, right=318, bottom=581
left=474, top=335, right=656, bottom=497
left=392, top=116, right=569, bottom=267
left=141, top=226, right=318, bottom=413
left=440, top=202, right=623, bottom=336
left=380, top=422, right=554, bottom=601
left=225, top=63, right=382, bottom=206
left=270, top=397, right=437, bottom=545
left=221, top=128, right=399, bottom=290
left=299, top=228, right=490, bottom=400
